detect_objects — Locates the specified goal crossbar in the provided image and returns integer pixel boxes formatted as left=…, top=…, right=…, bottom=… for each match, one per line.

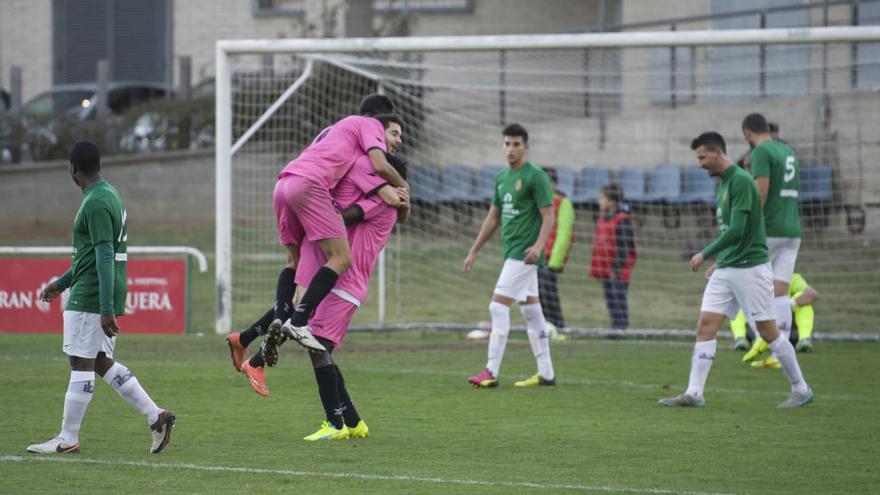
left=215, top=26, right=880, bottom=335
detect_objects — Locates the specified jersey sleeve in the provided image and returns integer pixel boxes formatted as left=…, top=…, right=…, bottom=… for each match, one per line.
left=348, top=156, right=388, bottom=195
left=789, top=273, right=808, bottom=297
left=356, top=117, right=387, bottom=154
left=547, top=197, right=574, bottom=270
left=355, top=195, right=388, bottom=222
left=85, top=200, right=116, bottom=245
left=533, top=169, right=554, bottom=208
left=492, top=175, right=502, bottom=208
left=750, top=146, right=771, bottom=178
left=730, top=175, right=756, bottom=212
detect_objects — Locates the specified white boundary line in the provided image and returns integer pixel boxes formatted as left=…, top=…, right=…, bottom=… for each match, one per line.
left=356, top=366, right=861, bottom=401
left=0, top=455, right=739, bottom=495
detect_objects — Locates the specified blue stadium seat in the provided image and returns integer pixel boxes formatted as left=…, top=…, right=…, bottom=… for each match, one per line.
left=476, top=164, right=505, bottom=203
left=553, top=166, right=576, bottom=197
left=643, top=165, right=682, bottom=203
left=409, top=165, right=442, bottom=205
left=439, top=165, right=475, bottom=203
left=674, top=165, right=716, bottom=205
left=617, top=167, right=647, bottom=203
left=799, top=164, right=833, bottom=203
left=572, top=166, right=610, bottom=205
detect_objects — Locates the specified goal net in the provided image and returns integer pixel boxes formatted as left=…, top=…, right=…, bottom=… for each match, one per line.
left=216, top=27, right=880, bottom=337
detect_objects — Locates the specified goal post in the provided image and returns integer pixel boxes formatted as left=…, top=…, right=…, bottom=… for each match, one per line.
left=216, top=26, right=880, bottom=336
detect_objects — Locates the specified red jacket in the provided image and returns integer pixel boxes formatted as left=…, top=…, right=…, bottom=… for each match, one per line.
left=590, top=211, right=637, bottom=283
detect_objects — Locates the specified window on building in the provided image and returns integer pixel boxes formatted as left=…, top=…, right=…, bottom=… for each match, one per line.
left=707, top=0, right=809, bottom=103
left=856, top=0, right=880, bottom=90
left=251, top=0, right=305, bottom=17
left=374, top=0, right=473, bottom=14
left=649, top=46, right=695, bottom=105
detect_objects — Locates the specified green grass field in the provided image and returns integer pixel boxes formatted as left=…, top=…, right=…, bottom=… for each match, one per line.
left=2, top=331, right=878, bottom=494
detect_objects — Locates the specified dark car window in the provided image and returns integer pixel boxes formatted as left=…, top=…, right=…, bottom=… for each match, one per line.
left=23, top=90, right=93, bottom=117
left=192, top=79, right=214, bottom=100
left=108, top=87, right=168, bottom=114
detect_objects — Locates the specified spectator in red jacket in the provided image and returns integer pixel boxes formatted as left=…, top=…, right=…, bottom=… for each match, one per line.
left=590, top=183, right=637, bottom=329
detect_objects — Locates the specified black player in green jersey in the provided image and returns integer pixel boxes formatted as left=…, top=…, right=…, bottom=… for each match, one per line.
left=27, top=141, right=175, bottom=455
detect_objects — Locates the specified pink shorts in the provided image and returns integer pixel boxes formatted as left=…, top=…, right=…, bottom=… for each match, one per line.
left=273, top=174, right=346, bottom=246
left=309, top=292, right=357, bottom=347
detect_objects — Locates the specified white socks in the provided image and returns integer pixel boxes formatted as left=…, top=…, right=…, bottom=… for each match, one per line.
left=486, top=301, right=511, bottom=377
left=774, top=296, right=793, bottom=339
left=520, top=303, right=555, bottom=380
left=768, top=336, right=809, bottom=395
left=102, top=362, right=161, bottom=425
left=685, top=340, right=716, bottom=399
left=60, top=371, right=95, bottom=444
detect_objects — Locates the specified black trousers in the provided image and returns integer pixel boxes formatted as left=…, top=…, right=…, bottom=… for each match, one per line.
left=538, top=266, right=565, bottom=328
left=602, top=279, right=629, bottom=329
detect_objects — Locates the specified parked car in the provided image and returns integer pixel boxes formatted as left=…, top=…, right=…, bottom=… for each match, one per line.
left=119, top=78, right=214, bottom=153
left=1, top=81, right=172, bottom=162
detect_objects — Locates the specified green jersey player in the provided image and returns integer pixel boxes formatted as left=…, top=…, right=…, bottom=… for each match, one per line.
left=742, top=113, right=802, bottom=347
left=27, top=141, right=175, bottom=455
left=465, top=123, right=557, bottom=389
left=659, top=132, right=812, bottom=409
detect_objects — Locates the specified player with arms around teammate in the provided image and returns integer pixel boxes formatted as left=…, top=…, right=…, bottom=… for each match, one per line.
left=292, top=151, right=410, bottom=441
left=742, top=113, right=802, bottom=347
left=27, top=141, right=175, bottom=454
left=231, top=115, right=408, bottom=401
left=465, top=124, right=557, bottom=388
left=659, top=132, right=812, bottom=409
left=226, top=96, right=398, bottom=370
left=266, top=94, right=408, bottom=355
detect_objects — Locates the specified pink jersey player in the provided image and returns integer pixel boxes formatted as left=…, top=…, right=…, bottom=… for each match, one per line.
left=274, top=116, right=386, bottom=247
left=308, top=197, right=398, bottom=347
left=294, top=153, right=388, bottom=285
left=295, top=155, right=400, bottom=346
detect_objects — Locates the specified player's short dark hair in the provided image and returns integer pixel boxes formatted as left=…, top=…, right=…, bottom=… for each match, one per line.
left=502, top=123, right=528, bottom=144
left=359, top=94, right=394, bottom=116
left=386, top=153, right=407, bottom=181
left=377, top=113, right=404, bottom=130
left=69, top=141, right=101, bottom=175
left=601, top=183, right=623, bottom=203
left=742, top=113, right=770, bottom=134
left=768, top=122, right=779, bottom=134
left=691, top=132, right=727, bottom=154
left=542, top=167, right=557, bottom=183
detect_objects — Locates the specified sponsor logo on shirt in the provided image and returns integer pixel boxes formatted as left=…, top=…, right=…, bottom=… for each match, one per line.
left=515, top=179, right=523, bottom=192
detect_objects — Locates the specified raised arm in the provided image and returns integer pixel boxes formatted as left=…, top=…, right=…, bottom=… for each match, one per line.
left=368, top=149, right=408, bottom=189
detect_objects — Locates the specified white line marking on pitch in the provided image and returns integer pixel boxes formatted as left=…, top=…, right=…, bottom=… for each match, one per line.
left=0, top=455, right=739, bottom=495
left=360, top=366, right=861, bottom=401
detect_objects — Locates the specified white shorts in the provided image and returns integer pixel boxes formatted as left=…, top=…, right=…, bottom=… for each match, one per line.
left=701, top=263, right=775, bottom=322
left=62, top=310, right=116, bottom=359
left=494, top=259, right=539, bottom=301
left=766, top=237, right=801, bottom=283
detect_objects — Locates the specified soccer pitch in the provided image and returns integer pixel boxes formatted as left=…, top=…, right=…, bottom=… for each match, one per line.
left=1, top=332, right=878, bottom=494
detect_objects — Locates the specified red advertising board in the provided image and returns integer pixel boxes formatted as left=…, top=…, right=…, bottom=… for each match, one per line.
left=0, top=258, right=187, bottom=334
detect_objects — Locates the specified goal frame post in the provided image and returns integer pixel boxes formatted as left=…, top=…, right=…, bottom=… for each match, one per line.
left=214, top=26, right=880, bottom=335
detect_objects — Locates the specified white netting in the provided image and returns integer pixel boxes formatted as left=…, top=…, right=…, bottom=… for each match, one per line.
left=223, top=35, right=880, bottom=334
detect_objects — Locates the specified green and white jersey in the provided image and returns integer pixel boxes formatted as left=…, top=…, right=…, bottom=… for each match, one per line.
left=714, top=166, right=769, bottom=269
left=750, top=139, right=801, bottom=238
left=67, top=180, right=128, bottom=315
left=492, top=162, right=553, bottom=262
